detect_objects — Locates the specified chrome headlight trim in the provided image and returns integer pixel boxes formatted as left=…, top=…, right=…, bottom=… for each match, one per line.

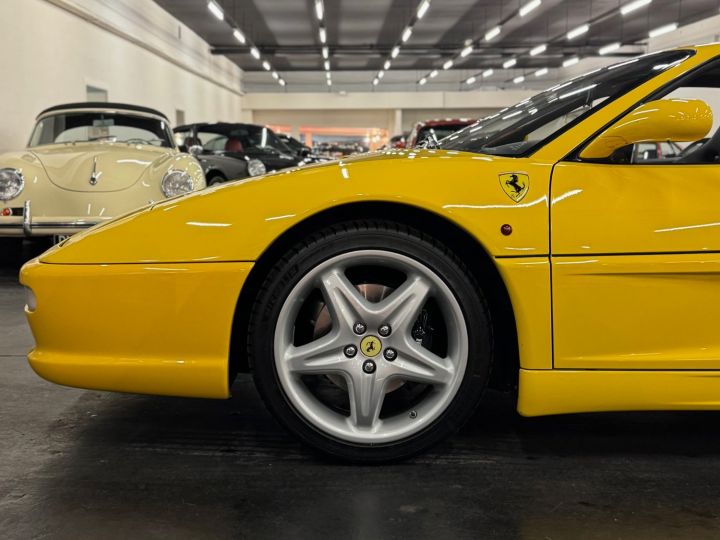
left=161, top=169, right=194, bottom=198
left=0, top=168, right=25, bottom=201
left=247, top=159, right=266, bottom=177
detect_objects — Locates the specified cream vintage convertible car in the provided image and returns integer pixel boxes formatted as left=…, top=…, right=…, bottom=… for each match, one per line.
left=0, top=102, right=205, bottom=243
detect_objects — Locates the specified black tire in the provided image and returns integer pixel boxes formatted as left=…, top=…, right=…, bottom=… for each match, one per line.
left=0, top=238, right=23, bottom=267
left=207, top=175, right=226, bottom=186
left=247, top=220, right=492, bottom=462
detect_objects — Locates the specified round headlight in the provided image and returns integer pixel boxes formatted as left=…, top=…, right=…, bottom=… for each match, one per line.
left=0, top=168, right=25, bottom=201
left=161, top=170, right=194, bottom=198
left=247, top=159, right=266, bottom=177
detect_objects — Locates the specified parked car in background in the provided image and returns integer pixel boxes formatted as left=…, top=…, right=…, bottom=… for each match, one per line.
left=174, top=123, right=302, bottom=184
left=384, top=133, right=409, bottom=149
left=175, top=138, right=251, bottom=186
left=277, top=133, right=331, bottom=164
left=406, top=118, right=475, bottom=148
left=0, top=102, right=204, bottom=243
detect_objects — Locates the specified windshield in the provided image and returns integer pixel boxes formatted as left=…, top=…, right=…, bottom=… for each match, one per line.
left=440, top=50, right=694, bottom=157
left=29, top=112, right=173, bottom=148
left=417, top=123, right=471, bottom=143
left=190, top=125, right=292, bottom=154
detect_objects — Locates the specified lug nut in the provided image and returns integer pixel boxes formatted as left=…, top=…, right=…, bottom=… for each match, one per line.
left=378, top=324, right=392, bottom=337
left=362, top=360, right=376, bottom=374
left=353, top=322, right=367, bottom=335
left=383, top=348, right=397, bottom=361
left=344, top=345, right=357, bottom=358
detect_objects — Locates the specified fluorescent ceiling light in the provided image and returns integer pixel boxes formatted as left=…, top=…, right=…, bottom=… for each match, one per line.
left=384, top=60, right=391, bottom=70
left=233, top=29, right=246, bottom=44
left=465, top=76, right=477, bottom=84
left=319, top=27, right=326, bottom=43
left=429, top=70, right=438, bottom=78
left=279, top=79, right=286, bottom=86
left=327, top=79, right=332, bottom=86
left=443, top=59, right=454, bottom=70
left=262, top=61, right=271, bottom=70
left=391, top=46, right=400, bottom=58
left=530, top=44, right=546, bottom=56
left=503, top=58, right=517, bottom=68
left=402, top=27, right=413, bottom=42
left=519, top=0, right=541, bottom=17
left=315, top=0, right=324, bottom=20
left=535, top=67, right=548, bottom=77
left=484, top=26, right=501, bottom=41
left=419, top=77, right=427, bottom=85
left=482, top=68, right=494, bottom=77
left=324, top=60, right=330, bottom=70
left=207, top=0, right=224, bottom=20
left=460, top=45, right=473, bottom=57
left=513, top=75, right=525, bottom=84
left=621, top=0, right=652, bottom=16
left=326, top=71, right=331, bottom=79
left=272, top=71, right=279, bottom=80
left=417, top=0, right=431, bottom=19
left=322, top=46, right=329, bottom=59
left=378, top=70, right=384, bottom=79
left=250, top=47, right=260, bottom=59
left=649, top=22, right=677, bottom=38
left=563, top=56, right=580, bottom=67
left=373, top=78, right=379, bottom=86
left=567, top=24, right=589, bottom=40
left=599, top=42, right=621, bottom=55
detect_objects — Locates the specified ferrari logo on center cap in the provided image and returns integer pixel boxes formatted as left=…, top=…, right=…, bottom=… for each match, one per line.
left=360, top=336, right=381, bottom=358
left=499, top=172, right=529, bottom=202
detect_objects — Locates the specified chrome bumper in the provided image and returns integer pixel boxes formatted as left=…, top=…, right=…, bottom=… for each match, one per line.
left=0, top=201, right=105, bottom=237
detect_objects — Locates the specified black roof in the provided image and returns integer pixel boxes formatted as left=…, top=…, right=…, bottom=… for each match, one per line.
left=174, top=122, right=264, bottom=132
left=38, top=102, right=168, bottom=120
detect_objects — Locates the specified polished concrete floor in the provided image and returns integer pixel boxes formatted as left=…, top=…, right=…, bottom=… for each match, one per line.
left=2, top=246, right=720, bottom=539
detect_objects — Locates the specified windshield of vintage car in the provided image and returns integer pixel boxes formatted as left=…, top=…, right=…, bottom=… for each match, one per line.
left=196, top=125, right=294, bottom=155
left=29, top=112, right=173, bottom=148
left=440, top=50, right=693, bottom=157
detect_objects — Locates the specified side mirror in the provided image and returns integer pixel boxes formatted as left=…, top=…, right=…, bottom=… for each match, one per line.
left=580, top=99, right=713, bottom=160
left=300, top=147, right=311, bottom=157
left=188, top=144, right=203, bottom=156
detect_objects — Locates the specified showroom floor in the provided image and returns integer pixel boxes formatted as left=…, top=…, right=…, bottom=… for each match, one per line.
left=1, top=250, right=719, bottom=539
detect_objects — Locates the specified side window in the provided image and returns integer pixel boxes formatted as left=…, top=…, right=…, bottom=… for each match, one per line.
left=197, top=132, right=228, bottom=152
left=599, top=60, right=720, bottom=165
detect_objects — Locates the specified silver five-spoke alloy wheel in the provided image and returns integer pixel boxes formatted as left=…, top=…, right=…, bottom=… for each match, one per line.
left=273, top=250, right=469, bottom=444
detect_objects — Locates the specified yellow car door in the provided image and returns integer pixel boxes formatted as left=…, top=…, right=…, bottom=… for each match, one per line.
left=549, top=54, right=720, bottom=370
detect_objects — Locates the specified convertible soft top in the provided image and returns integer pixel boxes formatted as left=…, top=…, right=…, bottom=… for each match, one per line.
left=37, top=102, right=168, bottom=120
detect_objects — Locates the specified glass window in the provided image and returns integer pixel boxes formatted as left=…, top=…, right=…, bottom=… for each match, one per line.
left=29, top=112, right=173, bottom=148
left=440, top=50, right=693, bottom=157
left=195, top=125, right=292, bottom=154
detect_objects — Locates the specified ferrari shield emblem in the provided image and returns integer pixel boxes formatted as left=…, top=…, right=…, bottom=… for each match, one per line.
left=499, top=172, right=529, bottom=202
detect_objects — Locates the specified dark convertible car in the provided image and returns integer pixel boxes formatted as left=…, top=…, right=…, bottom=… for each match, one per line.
left=174, top=123, right=302, bottom=185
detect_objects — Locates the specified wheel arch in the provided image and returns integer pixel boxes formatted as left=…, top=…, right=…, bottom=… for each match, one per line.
left=229, top=201, right=519, bottom=392
left=205, top=170, right=227, bottom=183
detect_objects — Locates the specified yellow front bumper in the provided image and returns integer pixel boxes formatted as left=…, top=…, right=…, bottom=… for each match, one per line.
left=20, top=259, right=252, bottom=398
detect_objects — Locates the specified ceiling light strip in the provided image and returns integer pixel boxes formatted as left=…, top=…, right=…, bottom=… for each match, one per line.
left=378, top=0, right=431, bottom=87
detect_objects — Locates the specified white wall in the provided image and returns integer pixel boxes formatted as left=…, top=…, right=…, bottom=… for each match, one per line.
left=0, top=0, right=244, bottom=152
left=244, top=90, right=535, bottom=136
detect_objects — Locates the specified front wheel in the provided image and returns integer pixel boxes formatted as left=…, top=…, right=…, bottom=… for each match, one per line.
left=248, top=221, right=492, bottom=462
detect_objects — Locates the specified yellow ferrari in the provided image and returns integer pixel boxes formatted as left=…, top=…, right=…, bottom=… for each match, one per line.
left=20, top=44, right=720, bottom=461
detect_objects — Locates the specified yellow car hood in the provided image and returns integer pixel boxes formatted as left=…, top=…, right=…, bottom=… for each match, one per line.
left=31, top=142, right=174, bottom=193
left=39, top=148, right=552, bottom=264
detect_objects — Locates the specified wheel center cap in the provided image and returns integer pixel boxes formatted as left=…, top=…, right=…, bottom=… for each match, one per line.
left=360, top=335, right=382, bottom=357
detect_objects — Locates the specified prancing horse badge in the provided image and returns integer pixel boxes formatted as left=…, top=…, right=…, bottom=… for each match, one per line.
left=499, top=172, right=529, bottom=202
